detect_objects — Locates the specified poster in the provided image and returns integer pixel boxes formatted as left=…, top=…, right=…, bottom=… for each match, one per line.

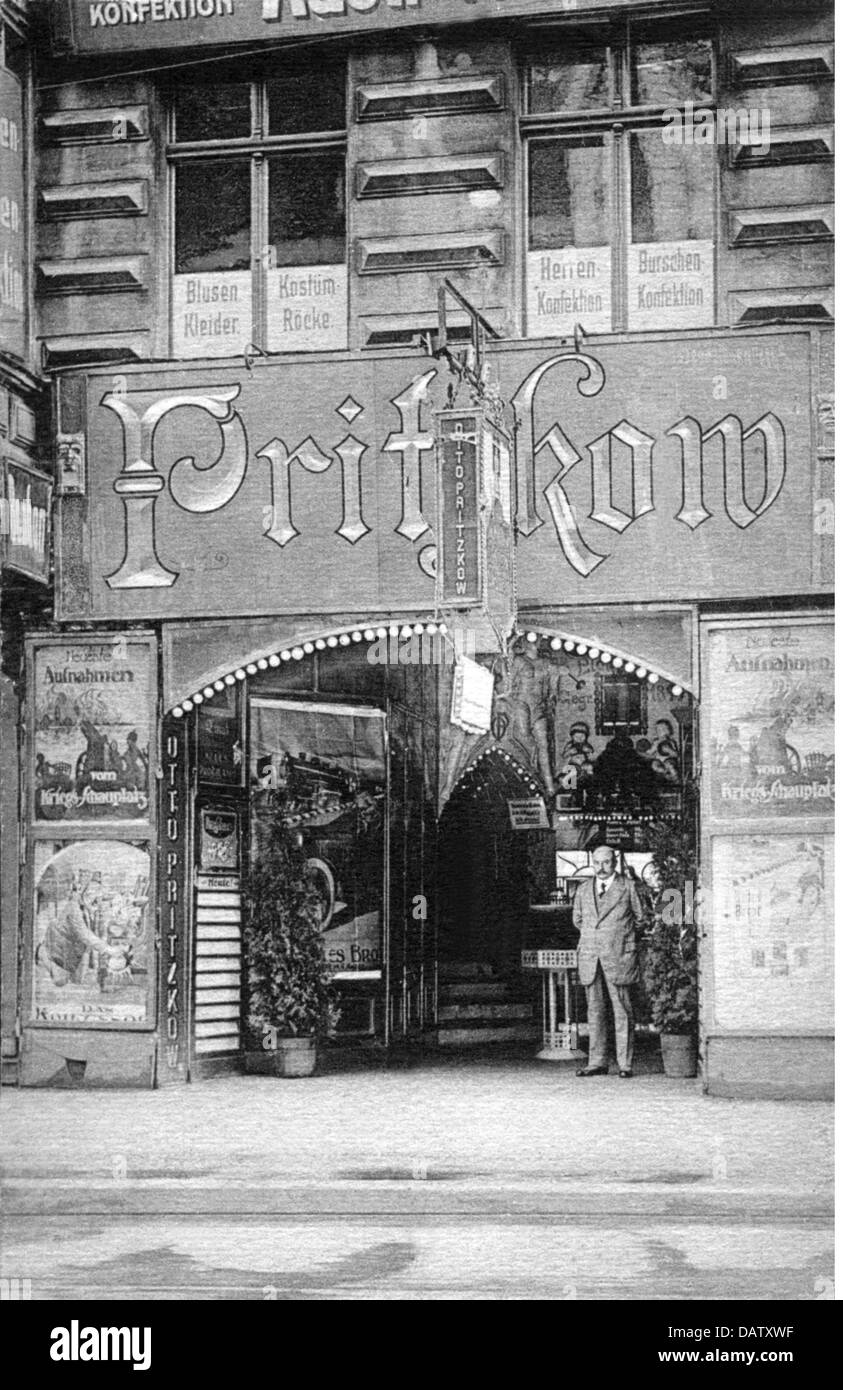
left=196, top=684, right=242, bottom=786
left=711, top=834, right=833, bottom=1031
left=266, top=264, right=348, bottom=353
left=32, top=840, right=152, bottom=1026
left=526, top=247, right=612, bottom=338
left=199, top=808, right=239, bottom=870
left=250, top=699, right=385, bottom=976
left=627, top=239, right=713, bottom=331
left=708, top=622, right=834, bottom=819
left=171, top=271, right=252, bottom=359
left=32, top=637, right=155, bottom=823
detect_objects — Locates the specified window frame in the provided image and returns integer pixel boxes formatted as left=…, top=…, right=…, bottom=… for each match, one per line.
left=166, top=61, right=349, bottom=357
left=520, top=18, right=720, bottom=336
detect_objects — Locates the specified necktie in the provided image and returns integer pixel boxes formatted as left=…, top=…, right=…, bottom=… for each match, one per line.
left=599, top=882, right=607, bottom=898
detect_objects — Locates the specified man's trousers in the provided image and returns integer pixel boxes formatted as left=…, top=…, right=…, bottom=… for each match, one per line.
left=585, top=961, right=635, bottom=1071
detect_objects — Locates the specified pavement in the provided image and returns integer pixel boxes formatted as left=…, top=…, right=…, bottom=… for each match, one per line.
left=0, top=1048, right=833, bottom=1220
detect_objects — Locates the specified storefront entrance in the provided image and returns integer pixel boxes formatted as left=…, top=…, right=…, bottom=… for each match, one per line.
left=438, top=753, right=533, bottom=975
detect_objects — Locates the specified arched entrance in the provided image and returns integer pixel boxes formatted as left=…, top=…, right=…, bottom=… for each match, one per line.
left=438, top=748, right=540, bottom=974
left=435, top=627, right=699, bottom=1054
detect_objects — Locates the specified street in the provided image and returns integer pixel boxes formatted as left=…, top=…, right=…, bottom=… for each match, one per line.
left=1, top=1208, right=833, bottom=1301
left=1, top=1056, right=833, bottom=1301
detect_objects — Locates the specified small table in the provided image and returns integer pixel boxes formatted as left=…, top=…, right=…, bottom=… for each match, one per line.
left=521, top=948, right=587, bottom=1062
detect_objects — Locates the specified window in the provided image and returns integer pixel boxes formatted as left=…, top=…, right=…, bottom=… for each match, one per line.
left=169, top=59, right=348, bottom=359
left=1, top=22, right=28, bottom=365
left=523, top=24, right=716, bottom=338
left=596, top=674, right=647, bottom=735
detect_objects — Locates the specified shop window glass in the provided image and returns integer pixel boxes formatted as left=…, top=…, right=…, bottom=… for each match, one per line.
left=528, top=138, right=608, bottom=250
left=526, top=138, right=612, bottom=337
left=174, top=162, right=251, bottom=273
left=268, top=151, right=346, bottom=266
left=174, top=80, right=251, bottom=142
left=170, top=64, right=348, bottom=357
left=267, top=59, right=346, bottom=134
left=527, top=44, right=610, bottom=112
left=631, top=36, right=713, bottom=106
left=630, top=133, right=713, bottom=243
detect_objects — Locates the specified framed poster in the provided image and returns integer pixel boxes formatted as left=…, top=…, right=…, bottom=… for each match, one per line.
left=707, top=620, right=834, bottom=820
left=250, top=699, right=386, bottom=978
left=710, top=834, right=833, bottom=1032
left=29, top=635, right=156, bottom=825
left=196, top=684, right=243, bottom=787
left=199, top=808, right=239, bottom=872
left=31, top=839, right=153, bottom=1027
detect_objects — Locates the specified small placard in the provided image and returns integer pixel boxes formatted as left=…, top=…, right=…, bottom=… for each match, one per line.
left=526, top=247, right=612, bottom=338
left=509, top=798, right=550, bottom=830
left=450, top=656, right=494, bottom=734
left=172, top=272, right=252, bottom=359
left=627, top=240, right=713, bottom=331
left=266, top=264, right=348, bottom=353
left=196, top=873, right=240, bottom=893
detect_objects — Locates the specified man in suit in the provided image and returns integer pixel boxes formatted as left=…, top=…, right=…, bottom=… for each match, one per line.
left=572, top=845, right=645, bottom=1078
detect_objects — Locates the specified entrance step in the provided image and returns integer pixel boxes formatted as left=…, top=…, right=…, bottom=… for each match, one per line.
left=439, top=961, right=497, bottom=982
left=437, top=1022, right=538, bottom=1047
left=438, top=1001, right=533, bottom=1023
left=437, top=960, right=538, bottom=1047
left=440, top=981, right=512, bottom=1002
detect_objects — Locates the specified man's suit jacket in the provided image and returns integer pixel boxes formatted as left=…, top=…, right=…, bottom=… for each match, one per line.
left=572, top=874, right=645, bottom=986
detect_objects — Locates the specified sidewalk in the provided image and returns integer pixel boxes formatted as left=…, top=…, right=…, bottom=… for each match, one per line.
left=1, top=1052, right=833, bottom=1220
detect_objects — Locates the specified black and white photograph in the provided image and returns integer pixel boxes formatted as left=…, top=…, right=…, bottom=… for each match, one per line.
left=0, top=0, right=836, bottom=1346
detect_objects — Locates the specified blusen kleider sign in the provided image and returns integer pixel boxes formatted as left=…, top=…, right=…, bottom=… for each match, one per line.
left=56, top=332, right=821, bottom=621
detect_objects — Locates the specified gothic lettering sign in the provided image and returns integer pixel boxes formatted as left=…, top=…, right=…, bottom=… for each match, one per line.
left=55, top=330, right=822, bottom=620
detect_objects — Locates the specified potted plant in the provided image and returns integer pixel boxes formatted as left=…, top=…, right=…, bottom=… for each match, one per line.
left=641, top=820, right=699, bottom=1078
left=243, top=795, right=339, bottom=1077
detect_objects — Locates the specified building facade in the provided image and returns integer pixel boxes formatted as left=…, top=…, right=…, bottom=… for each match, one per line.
left=3, top=0, right=833, bottom=1096
left=1, top=0, right=52, bottom=1085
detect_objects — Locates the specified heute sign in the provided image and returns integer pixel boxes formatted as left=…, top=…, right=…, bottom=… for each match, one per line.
left=54, top=330, right=822, bottom=622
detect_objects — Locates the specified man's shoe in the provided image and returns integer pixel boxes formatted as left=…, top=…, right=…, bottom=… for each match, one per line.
left=575, top=1066, right=608, bottom=1077
left=618, top=1070, right=633, bottom=1078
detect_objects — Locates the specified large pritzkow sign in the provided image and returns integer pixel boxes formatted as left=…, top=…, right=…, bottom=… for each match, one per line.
left=55, top=330, right=823, bottom=619
left=51, top=0, right=655, bottom=54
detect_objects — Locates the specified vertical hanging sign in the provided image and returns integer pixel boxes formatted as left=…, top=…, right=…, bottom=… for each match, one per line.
left=158, top=716, right=190, bottom=1083
left=436, top=409, right=482, bottom=607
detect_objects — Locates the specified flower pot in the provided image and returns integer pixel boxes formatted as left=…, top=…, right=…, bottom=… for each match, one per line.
left=274, top=1036, right=317, bottom=1078
left=660, top=1033, right=697, bottom=1078
left=243, top=1037, right=318, bottom=1077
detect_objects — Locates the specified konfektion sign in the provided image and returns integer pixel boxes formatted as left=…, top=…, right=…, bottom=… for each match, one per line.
left=47, top=0, right=692, bottom=53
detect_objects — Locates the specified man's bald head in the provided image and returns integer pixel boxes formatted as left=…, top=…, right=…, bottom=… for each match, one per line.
left=592, top=846, right=617, bottom=878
